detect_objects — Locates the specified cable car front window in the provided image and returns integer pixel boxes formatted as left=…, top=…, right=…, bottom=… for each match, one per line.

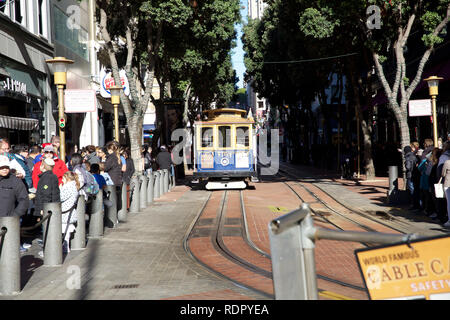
left=201, top=127, right=214, bottom=148
left=236, top=126, right=249, bottom=148
left=218, top=126, right=232, bottom=148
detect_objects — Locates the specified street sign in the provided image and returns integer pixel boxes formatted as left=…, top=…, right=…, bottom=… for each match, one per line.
left=100, top=69, right=130, bottom=98
left=355, top=235, right=450, bottom=300
left=64, top=89, right=97, bottom=113
left=408, top=99, right=432, bottom=117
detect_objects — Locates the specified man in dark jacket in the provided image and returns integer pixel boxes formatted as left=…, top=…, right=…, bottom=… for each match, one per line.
left=0, top=155, right=29, bottom=217
left=34, top=158, right=61, bottom=217
left=156, top=145, right=172, bottom=170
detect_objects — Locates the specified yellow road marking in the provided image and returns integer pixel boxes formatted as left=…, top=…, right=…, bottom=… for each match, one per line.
left=319, top=290, right=355, bottom=300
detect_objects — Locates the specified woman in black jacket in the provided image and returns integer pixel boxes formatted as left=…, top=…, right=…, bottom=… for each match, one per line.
left=104, top=142, right=122, bottom=186
left=122, top=147, right=135, bottom=185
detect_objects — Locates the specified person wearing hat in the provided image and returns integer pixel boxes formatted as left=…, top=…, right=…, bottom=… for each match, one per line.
left=0, top=155, right=29, bottom=218
left=34, top=158, right=61, bottom=218
left=156, top=145, right=172, bottom=170
left=32, top=144, right=68, bottom=189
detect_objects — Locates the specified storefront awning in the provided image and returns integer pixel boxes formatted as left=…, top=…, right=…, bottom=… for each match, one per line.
left=0, top=115, right=39, bottom=131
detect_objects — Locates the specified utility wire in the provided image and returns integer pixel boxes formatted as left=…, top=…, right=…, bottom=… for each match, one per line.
left=263, top=52, right=359, bottom=64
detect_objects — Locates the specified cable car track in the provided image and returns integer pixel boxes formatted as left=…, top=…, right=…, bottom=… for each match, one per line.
left=278, top=166, right=408, bottom=236
left=184, top=189, right=367, bottom=299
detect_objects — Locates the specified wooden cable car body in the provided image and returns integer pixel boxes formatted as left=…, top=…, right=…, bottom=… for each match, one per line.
left=193, top=108, right=257, bottom=190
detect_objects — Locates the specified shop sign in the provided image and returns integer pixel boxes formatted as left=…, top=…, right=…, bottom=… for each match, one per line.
left=100, top=69, right=130, bottom=98
left=355, top=235, right=450, bottom=300
left=408, top=99, right=432, bottom=117
left=1, top=77, right=27, bottom=96
left=65, top=89, right=97, bottom=113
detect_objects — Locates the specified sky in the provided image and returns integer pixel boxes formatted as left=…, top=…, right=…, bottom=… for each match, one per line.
left=232, top=0, right=248, bottom=89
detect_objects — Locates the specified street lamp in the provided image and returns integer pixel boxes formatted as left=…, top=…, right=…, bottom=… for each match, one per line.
left=424, top=76, right=444, bottom=147
left=110, top=85, right=122, bottom=142
left=45, top=57, right=73, bottom=163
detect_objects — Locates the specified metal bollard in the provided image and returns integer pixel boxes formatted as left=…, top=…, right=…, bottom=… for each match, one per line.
left=105, top=185, right=118, bottom=227
left=0, top=216, right=21, bottom=295
left=129, top=176, right=141, bottom=213
left=163, top=169, right=169, bottom=193
left=42, top=202, right=62, bottom=266
left=388, top=166, right=398, bottom=195
left=140, top=175, right=148, bottom=210
left=71, top=196, right=86, bottom=250
left=118, top=182, right=128, bottom=222
left=170, top=165, right=176, bottom=189
left=88, top=191, right=104, bottom=238
left=159, top=170, right=164, bottom=196
left=147, top=169, right=154, bottom=204
left=154, top=171, right=160, bottom=199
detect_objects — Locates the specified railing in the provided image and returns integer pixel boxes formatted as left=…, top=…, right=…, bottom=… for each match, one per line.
left=268, top=203, right=420, bottom=300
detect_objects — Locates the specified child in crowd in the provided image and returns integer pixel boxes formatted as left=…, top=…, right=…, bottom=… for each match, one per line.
left=60, top=171, right=80, bottom=253
left=90, top=163, right=106, bottom=190
left=99, top=162, right=114, bottom=186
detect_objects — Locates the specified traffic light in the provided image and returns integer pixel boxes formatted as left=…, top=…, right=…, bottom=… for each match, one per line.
left=59, top=117, right=66, bottom=129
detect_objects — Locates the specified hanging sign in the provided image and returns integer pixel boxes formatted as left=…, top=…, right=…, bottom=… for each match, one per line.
left=408, top=99, right=432, bottom=117
left=65, top=89, right=97, bottom=113
left=100, top=69, right=130, bottom=98
left=355, top=235, right=450, bottom=300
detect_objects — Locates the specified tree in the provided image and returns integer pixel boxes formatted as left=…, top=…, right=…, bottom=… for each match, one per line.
left=96, top=0, right=240, bottom=172
left=366, top=0, right=450, bottom=151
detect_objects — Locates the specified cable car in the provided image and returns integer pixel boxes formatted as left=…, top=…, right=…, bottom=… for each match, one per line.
left=193, top=108, right=257, bottom=190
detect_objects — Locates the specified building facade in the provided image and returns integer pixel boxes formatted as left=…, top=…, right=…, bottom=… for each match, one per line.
left=0, top=0, right=54, bottom=145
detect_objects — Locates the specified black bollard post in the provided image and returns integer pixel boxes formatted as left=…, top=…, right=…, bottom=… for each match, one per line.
left=129, top=176, right=140, bottom=213
left=88, top=191, right=104, bottom=238
left=105, top=185, right=118, bottom=228
left=71, top=196, right=86, bottom=250
left=0, top=216, right=21, bottom=295
left=118, top=182, right=128, bottom=222
left=42, top=202, right=62, bottom=266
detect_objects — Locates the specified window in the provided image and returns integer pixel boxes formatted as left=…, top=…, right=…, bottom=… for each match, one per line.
left=14, top=0, right=22, bottom=24
left=218, top=126, right=231, bottom=148
left=236, top=126, right=249, bottom=147
left=201, top=127, right=213, bottom=148
left=0, top=0, right=10, bottom=17
left=53, top=5, right=89, bottom=60
left=38, top=0, right=44, bottom=35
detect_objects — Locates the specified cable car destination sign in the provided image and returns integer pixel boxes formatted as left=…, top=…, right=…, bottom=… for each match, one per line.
left=355, top=235, right=450, bottom=300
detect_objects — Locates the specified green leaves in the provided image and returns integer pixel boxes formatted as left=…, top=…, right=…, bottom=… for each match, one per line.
left=299, top=7, right=340, bottom=39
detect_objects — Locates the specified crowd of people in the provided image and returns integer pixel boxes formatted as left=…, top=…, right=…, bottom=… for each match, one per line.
left=403, top=137, right=450, bottom=228
left=0, top=136, right=174, bottom=255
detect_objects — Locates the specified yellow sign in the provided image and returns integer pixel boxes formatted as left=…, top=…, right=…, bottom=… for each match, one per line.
left=355, top=235, right=450, bottom=300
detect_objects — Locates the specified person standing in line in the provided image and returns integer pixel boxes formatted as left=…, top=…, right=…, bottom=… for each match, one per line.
left=0, top=155, right=29, bottom=252
left=60, top=171, right=80, bottom=253
left=404, top=145, right=418, bottom=210
left=32, top=144, right=68, bottom=188
left=440, top=158, right=450, bottom=228
left=28, top=145, right=42, bottom=167
left=155, top=145, right=172, bottom=170
left=104, top=142, right=123, bottom=186
left=0, top=138, right=26, bottom=178
left=428, top=148, right=443, bottom=220
left=84, top=145, right=100, bottom=165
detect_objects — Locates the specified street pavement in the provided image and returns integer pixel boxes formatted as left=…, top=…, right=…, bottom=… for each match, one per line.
left=2, top=163, right=448, bottom=300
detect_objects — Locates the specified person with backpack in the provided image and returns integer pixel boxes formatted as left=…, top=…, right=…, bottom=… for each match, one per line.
left=70, top=153, right=99, bottom=199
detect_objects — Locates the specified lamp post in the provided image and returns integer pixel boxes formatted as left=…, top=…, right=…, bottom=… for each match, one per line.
left=424, top=76, right=443, bottom=147
left=110, top=85, right=122, bottom=142
left=45, top=57, right=73, bottom=163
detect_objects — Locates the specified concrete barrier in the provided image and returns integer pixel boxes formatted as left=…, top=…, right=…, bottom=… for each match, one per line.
left=0, top=216, right=21, bottom=295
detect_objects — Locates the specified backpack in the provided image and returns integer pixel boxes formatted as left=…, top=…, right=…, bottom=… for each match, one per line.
left=83, top=171, right=100, bottom=195
left=75, top=165, right=100, bottom=195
